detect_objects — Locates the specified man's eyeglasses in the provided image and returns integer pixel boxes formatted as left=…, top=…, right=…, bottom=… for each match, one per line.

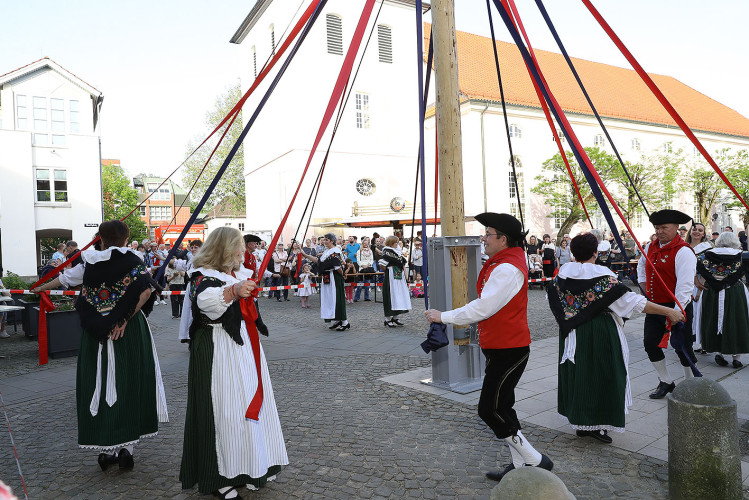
left=485, top=233, right=499, bottom=239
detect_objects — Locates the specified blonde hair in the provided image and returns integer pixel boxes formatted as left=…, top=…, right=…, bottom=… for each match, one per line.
left=384, top=235, right=399, bottom=247
left=192, top=226, right=243, bottom=273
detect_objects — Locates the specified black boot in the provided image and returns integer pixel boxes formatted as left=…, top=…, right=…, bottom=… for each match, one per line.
left=118, top=448, right=134, bottom=470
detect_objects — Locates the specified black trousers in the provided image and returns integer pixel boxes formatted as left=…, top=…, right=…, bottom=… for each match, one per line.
left=644, top=301, right=694, bottom=366
left=478, top=346, right=530, bottom=439
left=170, top=283, right=185, bottom=317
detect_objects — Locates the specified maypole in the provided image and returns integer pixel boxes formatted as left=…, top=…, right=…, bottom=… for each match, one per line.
left=432, top=0, right=469, bottom=344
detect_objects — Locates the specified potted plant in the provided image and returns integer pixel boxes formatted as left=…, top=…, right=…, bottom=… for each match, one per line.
left=1, top=272, right=32, bottom=334
left=31, top=298, right=82, bottom=358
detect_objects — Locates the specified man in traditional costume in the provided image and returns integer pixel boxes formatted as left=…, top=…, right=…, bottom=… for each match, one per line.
left=637, top=209, right=698, bottom=399
left=548, top=233, right=683, bottom=443
left=33, top=220, right=168, bottom=471
left=425, top=213, right=552, bottom=482
left=696, top=232, right=749, bottom=368
left=303, top=232, right=350, bottom=331
left=180, top=227, right=288, bottom=499
left=379, top=235, right=412, bottom=327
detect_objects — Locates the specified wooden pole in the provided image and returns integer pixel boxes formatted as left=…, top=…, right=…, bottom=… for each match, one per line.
left=432, top=0, right=468, bottom=342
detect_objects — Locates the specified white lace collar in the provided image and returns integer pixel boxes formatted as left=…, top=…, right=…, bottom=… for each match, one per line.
left=709, top=247, right=741, bottom=256
left=82, top=246, right=140, bottom=264
left=321, top=246, right=342, bottom=259
left=557, top=262, right=615, bottom=280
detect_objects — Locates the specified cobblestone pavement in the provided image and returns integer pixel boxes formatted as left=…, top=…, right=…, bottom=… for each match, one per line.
left=0, top=289, right=686, bottom=499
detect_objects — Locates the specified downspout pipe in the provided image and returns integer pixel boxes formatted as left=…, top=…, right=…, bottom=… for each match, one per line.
left=480, top=103, right=489, bottom=212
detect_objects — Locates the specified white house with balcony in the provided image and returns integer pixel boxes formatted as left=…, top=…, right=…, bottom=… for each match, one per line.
left=231, top=1, right=749, bottom=243
left=0, top=57, right=104, bottom=277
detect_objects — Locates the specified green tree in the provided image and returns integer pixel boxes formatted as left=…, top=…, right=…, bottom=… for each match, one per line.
left=532, top=147, right=619, bottom=240
left=102, top=163, right=148, bottom=241
left=182, top=83, right=245, bottom=213
left=721, top=148, right=749, bottom=226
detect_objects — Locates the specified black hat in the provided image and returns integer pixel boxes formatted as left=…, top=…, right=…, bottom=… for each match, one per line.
left=648, top=209, right=692, bottom=226
left=243, top=234, right=262, bottom=244
left=474, top=212, right=526, bottom=242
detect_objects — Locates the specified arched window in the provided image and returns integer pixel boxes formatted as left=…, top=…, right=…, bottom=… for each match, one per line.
left=326, top=14, right=343, bottom=55
left=594, top=134, right=604, bottom=147
left=509, top=124, right=522, bottom=138
left=377, top=25, right=392, bottom=63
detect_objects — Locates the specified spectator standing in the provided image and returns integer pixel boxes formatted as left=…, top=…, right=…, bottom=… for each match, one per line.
left=354, top=238, right=374, bottom=302
left=52, top=243, right=66, bottom=262
left=343, top=259, right=357, bottom=303
left=165, top=260, right=185, bottom=319
left=411, top=241, right=424, bottom=282
left=556, top=239, right=571, bottom=266
left=345, top=236, right=360, bottom=266
left=540, top=234, right=556, bottom=277
left=272, top=243, right=290, bottom=302
left=297, top=264, right=313, bottom=308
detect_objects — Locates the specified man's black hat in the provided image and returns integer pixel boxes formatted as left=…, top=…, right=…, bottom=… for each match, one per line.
left=648, top=209, right=692, bottom=226
left=474, top=212, right=526, bottom=242
left=243, top=234, right=262, bottom=244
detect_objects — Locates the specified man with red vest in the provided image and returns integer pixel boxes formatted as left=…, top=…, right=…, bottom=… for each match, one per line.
left=425, top=213, right=552, bottom=482
left=637, top=209, right=698, bottom=399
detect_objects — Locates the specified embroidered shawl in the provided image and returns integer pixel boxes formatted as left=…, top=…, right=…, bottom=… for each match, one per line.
left=697, top=250, right=745, bottom=292
left=188, top=272, right=244, bottom=346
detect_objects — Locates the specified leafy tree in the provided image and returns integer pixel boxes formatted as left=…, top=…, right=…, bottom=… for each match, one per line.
left=182, top=83, right=245, bottom=214
left=532, top=147, right=619, bottom=240
left=721, top=149, right=749, bottom=226
left=102, top=163, right=148, bottom=241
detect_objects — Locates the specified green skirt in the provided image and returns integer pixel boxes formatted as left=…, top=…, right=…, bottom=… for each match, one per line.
left=76, top=311, right=160, bottom=450
left=700, top=284, right=749, bottom=354
left=558, top=314, right=627, bottom=431
left=180, top=325, right=281, bottom=494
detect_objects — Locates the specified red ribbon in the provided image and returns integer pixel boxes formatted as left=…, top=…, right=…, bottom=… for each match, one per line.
left=294, top=253, right=303, bottom=279
left=37, top=291, right=55, bottom=365
left=237, top=295, right=263, bottom=420
left=256, top=0, right=377, bottom=279
left=581, top=0, right=749, bottom=215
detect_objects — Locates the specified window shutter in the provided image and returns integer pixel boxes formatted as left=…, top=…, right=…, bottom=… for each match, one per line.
left=326, top=14, right=343, bottom=55
left=377, top=25, right=392, bottom=63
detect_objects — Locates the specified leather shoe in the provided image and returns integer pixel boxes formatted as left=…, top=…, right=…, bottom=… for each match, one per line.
left=649, top=381, right=676, bottom=399
left=336, top=323, right=350, bottom=331
left=576, top=429, right=613, bottom=444
left=486, top=463, right=514, bottom=482
left=328, top=321, right=342, bottom=330
left=118, top=448, right=134, bottom=470
left=715, top=354, right=729, bottom=366
left=534, top=454, right=554, bottom=472
left=97, top=452, right=119, bottom=471
left=733, top=359, right=743, bottom=369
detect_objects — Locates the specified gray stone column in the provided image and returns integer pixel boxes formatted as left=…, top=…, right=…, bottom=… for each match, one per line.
left=668, top=377, right=742, bottom=499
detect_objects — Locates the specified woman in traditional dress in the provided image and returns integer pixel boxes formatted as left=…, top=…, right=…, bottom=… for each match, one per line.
left=302, top=232, right=350, bottom=331
left=547, top=233, right=683, bottom=443
left=379, top=235, right=412, bottom=327
left=180, top=227, right=288, bottom=499
left=33, top=220, right=168, bottom=470
left=540, top=234, right=556, bottom=277
left=696, top=232, right=749, bottom=368
left=686, top=222, right=713, bottom=354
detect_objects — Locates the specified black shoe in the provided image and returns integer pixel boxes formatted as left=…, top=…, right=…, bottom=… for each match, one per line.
left=384, top=320, right=397, bottom=328
left=715, top=354, right=729, bottom=366
left=486, top=463, right=515, bottom=482
left=733, top=359, right=743, bottom=369
left=118, top=448, right=134, bottom=470
left=213, top=486, right=243, bottom=499
left=649, top=381, right=676, bottom=399
left=336, top=323, right=350, bottom=331
left=576, top=429, right=613, bottom=444
left=97, top=452, right=118, bottom=471
left=328, top=321, right=342, bottom=330
left=695, top=348, right=708, bottom=355
left=533, top=454, right=554, bottom=471
left=284, top=298, right=289, bottom=301
left=364, top=298, right=371, bottom=301
left=392, top=318, right=404, bottom=326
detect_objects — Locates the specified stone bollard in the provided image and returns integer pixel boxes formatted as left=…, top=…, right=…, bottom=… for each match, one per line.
left=668, top=377, right=742, bottom=500
left=490, top=467, right=576, bottom=500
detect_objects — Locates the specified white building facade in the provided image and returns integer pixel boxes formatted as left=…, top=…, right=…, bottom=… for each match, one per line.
left=231, top=1, right=749, bottom=243
left=0, top=58, right=104, bottom=277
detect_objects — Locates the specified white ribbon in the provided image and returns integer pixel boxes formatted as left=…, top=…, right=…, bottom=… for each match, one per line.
left=560, top=330, right=576, bottom=364
left=717, top=289, right=725, bottom=335
left=89, top=339, right=117, bottom=416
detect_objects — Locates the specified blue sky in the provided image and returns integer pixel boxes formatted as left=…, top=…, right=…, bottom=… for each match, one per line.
left=2, top=0, right=747, bottom=180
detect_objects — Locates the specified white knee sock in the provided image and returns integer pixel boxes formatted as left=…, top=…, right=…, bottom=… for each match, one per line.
left=125, top=445, right=133, bottom=454
left=682, top=365, right=694, bottom=379
left=506, top=442, right=525, bottom=467
left=652, top=359, right=672, bottom=384
left=217, top=486, right=238, bottom=498
left=505, top=431, right=542, bottom=466
left=733, top=355, right=741, bottom=361
left=341, top=320, right=349, bottom=326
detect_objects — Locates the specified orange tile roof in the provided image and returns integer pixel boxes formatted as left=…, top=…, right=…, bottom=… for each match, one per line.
left=425, top=27, right=749, bottom=138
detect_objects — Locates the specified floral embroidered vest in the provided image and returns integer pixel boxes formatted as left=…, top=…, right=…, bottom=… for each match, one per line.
left=477, top=247, right=530, bottom=349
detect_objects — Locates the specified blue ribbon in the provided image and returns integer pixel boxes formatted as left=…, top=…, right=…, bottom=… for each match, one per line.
left=154, top=0, right=327, bottom=281
left=415, top=0, right=430, bottom=309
